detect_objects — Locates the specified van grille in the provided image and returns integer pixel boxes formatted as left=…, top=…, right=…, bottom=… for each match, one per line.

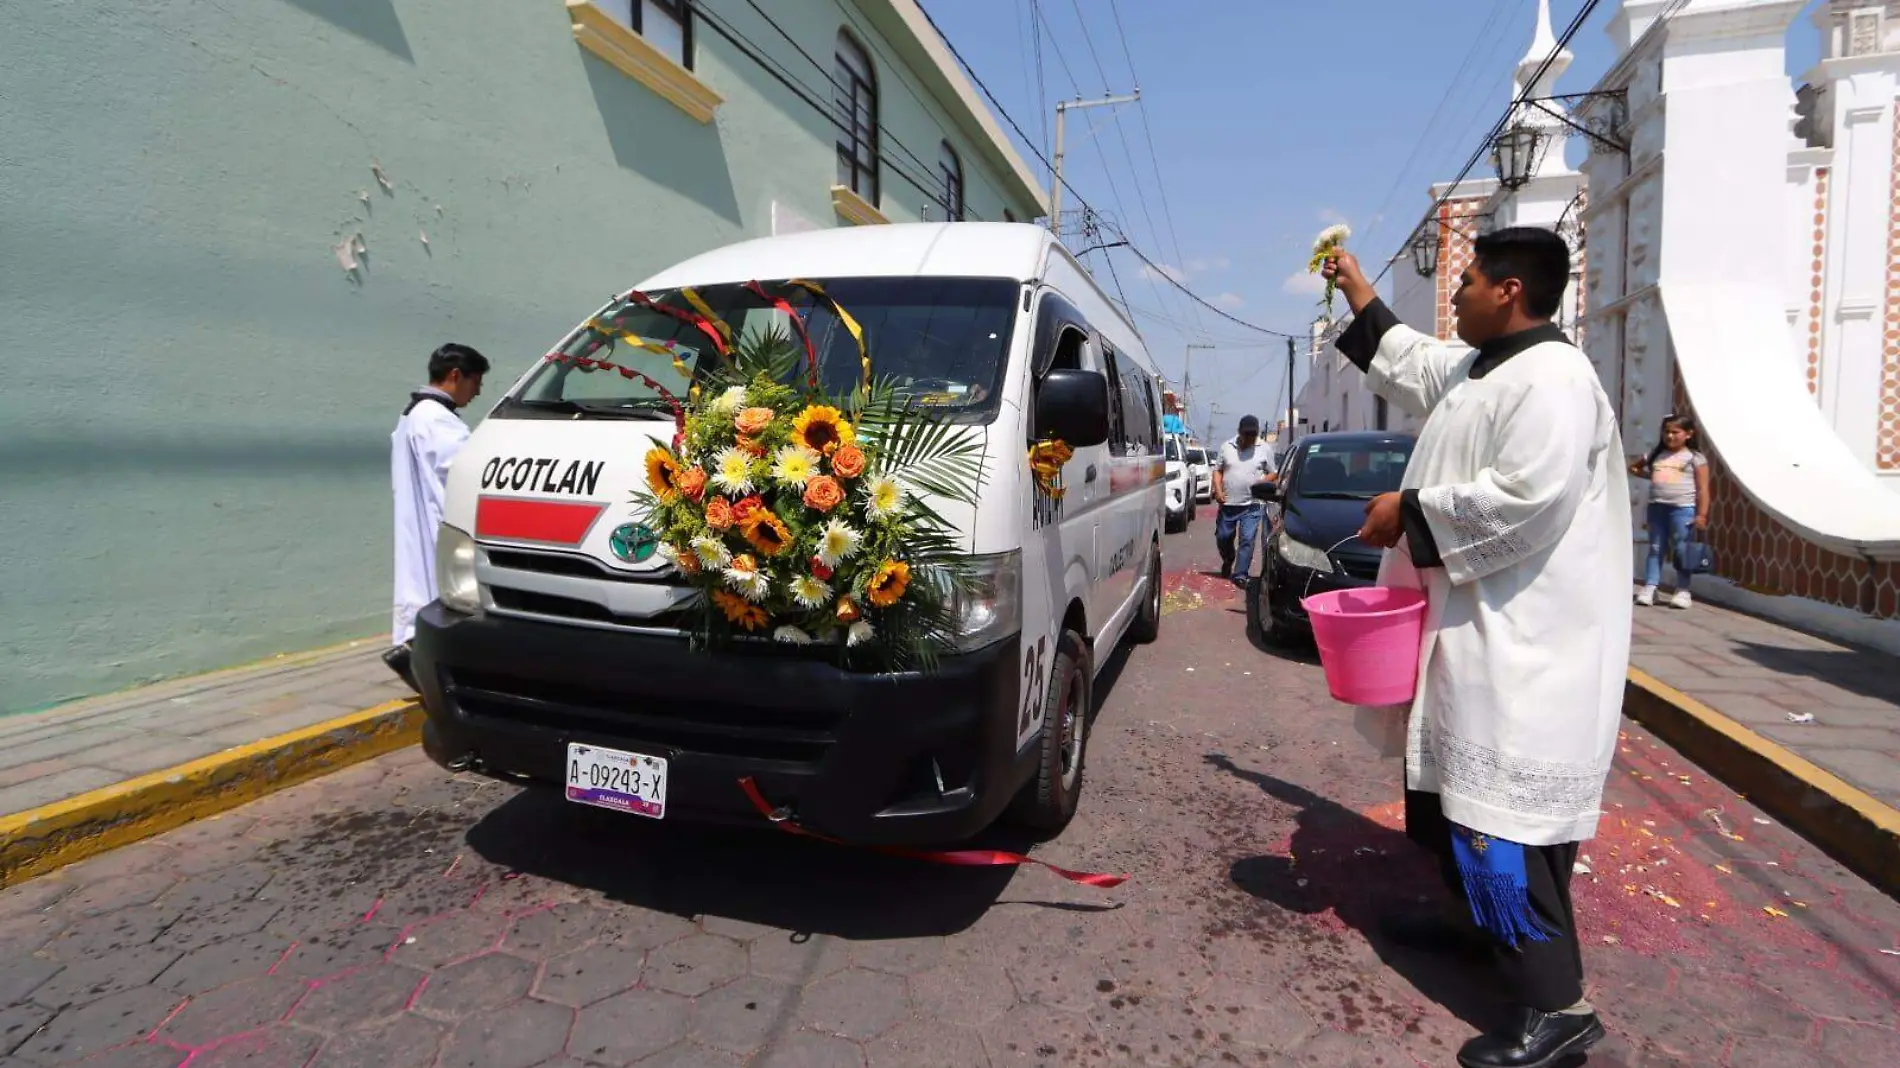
left=487, top=549, right=669, bottom=582
left=445, top=668, right=839, bottom=765
left=488, top=587, right=695, bottom=630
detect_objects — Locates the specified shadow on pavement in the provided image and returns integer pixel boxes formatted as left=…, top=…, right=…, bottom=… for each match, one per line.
left=1203, top=753, right=1507, bottom=1035
left=462, top=641, right=1137, bottom=942
left=1729, top=639, right=1899, bottom=706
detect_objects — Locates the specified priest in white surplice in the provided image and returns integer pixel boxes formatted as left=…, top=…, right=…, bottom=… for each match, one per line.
left=1324, top=229, right=1631, bottom=1068
left=387, top=343, right=489, bottom=690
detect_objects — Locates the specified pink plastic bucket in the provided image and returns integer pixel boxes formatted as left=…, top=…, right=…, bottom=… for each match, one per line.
left=1301, top=587, right=1427, bottom=706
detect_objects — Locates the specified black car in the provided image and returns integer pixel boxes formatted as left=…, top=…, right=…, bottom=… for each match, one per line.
left=1245, top=431, right=1416, bottom=644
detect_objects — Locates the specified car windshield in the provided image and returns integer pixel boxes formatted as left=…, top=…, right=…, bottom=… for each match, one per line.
left=1164, top=439, right=1183, bottom=462
left=500, top=277, right=1020, bottom=424
left=1295, top=440, right=1413, bottom=498
left=1187, top=448, right=1208, bottom=465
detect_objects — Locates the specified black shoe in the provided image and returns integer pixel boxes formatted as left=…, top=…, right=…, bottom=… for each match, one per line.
left=1217, top=562, right=1233, bottom=578
left=1457, top=1006, right=1604, bottom=1068
left=382, top=645, right=419, bottom=692
left=1376, top=911, right=1490, bottom=960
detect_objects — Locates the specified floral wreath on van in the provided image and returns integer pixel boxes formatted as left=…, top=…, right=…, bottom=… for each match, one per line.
left=570, top=279, right=992, bottom=671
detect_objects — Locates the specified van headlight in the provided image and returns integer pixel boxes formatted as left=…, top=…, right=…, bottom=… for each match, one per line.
left=1275, top=531, right=1336, bottom=573
left=435, top=524, right=482, bottom=614
left=951, top=551, right=1022, bottom=653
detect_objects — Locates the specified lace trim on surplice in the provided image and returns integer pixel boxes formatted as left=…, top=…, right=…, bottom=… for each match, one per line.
left=1432, top=733, right=1604, bottom=820
left=1419, top=484, right=1530, bottom=573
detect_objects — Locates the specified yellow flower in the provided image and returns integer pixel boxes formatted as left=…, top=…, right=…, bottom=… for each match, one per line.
left=865, top=476, right=903, bottom=521
left=712, top=590, right=768, bottom=631
left=867, top=559, right=911, bottom=608
left=644, top=447, right=682, bottom=503
left=770, top=445, right=821, bottom=488
left=743, top=512, right=794, bottom=557
left=711, top=446, right=754, bottom=495
left=791, top=404, right=855, bottom=456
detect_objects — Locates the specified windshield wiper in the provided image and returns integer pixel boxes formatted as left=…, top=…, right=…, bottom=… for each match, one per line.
left=505, top=397, right=671, bottom=420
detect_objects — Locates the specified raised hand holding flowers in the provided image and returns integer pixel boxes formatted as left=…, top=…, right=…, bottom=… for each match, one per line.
left=1307, top=223, right=1352, bottom=317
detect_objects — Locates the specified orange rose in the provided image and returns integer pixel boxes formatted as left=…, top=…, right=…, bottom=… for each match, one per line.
left=735, top=407, right=776, bottom=436
left=673, top=548, right=701, bottom=575
left=704, top=497, right=734, bottom=531
left=802, top=475, right=845, bottom=513
left=829, top=444, right=866, bottom=479
left=731, top=495, right=764, bottom=526
left=676, top=466, right=708, bottom=502
left=736, top=434, right=768, bottom=459
left=835, top=596, right=862, bottom=623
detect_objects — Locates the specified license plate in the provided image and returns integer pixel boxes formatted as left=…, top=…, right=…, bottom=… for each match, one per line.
left=565, top=743, right=667, bottom=819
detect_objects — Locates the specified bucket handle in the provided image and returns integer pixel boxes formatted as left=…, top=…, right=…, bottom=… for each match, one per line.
left=1299, top=534, right=1365, bottom=602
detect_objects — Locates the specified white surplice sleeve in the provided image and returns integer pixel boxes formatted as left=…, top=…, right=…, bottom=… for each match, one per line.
left=1333, top=298, right=1470, bottom=419
left=1412, top=373, right=1595, bottom=587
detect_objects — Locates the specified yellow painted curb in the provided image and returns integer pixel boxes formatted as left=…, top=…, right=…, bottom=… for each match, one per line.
left=1623, top=667, right=1900, bottom=898
left=0, top=699, right=422, bottom=889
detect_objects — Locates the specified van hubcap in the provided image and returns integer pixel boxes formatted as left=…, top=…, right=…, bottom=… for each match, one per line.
left=1058, top=664, right=1086, bottom=787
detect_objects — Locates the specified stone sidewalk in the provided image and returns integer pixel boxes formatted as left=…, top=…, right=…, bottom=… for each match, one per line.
left=0, top=643, right=410, bottom=819
left=1629, top=601, right=1900, bottom=809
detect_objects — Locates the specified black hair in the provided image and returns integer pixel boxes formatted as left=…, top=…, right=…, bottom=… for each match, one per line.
left=428, top=343, right=490, bottom=384
left=1647, top=413, right=1698, bottom=467
left=1471, top=226, right=1572, bottom=320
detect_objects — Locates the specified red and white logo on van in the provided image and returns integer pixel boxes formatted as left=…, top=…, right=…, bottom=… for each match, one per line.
left=475, top=456, right=609, bottom=546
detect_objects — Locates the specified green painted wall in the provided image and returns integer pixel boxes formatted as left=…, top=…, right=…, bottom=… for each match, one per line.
left=0, top=0, right=1041, bottom=714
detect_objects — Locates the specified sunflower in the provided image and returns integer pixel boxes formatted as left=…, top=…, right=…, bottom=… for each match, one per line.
left=710, top=446, right=754, bottom=495
left=770, top=445, right=821, bottom=488
left=867, top=559, right=911, bottom=607
left=790, top=404, right=855, bottom=456
left=743, top=511, right=794, bottom=557
left=712, top=590, right=768, bottom=631
left=644, top=447, right=682, bottom=503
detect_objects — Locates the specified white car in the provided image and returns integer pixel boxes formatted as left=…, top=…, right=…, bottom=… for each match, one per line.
left=1164, top=436, right=1197, bottom=533
left=1185, top=444, right=1213, bottom=503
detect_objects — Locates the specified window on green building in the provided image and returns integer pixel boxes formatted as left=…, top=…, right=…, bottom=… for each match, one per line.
left=602, top=0, right=693, bottom=70
left=834, top=32, right=879, bottom=205
left=937, top=142, right=965, bottom=222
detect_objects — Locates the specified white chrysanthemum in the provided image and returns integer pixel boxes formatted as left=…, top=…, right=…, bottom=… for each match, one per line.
left=711, top=385, right=748, bottom=415
left=710, top=446, right=754, bottom=495
left=655, top=542, right=679, bottom=564
left=847, top=620, right=875, bottom=647
left=816, top=519, right=863, bottom=568
left=864, top=476, right=904, bottom=521
left=724, top=564, right=769, bottom=603
left=770, top=445, right=821, bottom=488
left=1312, top=223, right=1351, bottom=253
left=772, top=625, right=812, bottom=645
left=790, top=575, right=832, bottom=609
left=691, top=535, right=731, bottom=569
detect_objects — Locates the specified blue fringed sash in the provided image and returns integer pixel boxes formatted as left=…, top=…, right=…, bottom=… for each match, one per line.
left=1450, top=824, right=1557, bottom=948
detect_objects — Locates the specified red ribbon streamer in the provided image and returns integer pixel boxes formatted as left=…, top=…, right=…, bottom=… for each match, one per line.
left=543, top=351, right=687, bottom=450
left=744, top=281, right=821, bottom=390
left=625, top=289, right=730, bottom=362
left=737, top=777, right=1127, bottom=888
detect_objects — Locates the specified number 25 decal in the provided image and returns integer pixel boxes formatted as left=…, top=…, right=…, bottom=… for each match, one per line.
left=1019, top=635, right=1050, bottom=737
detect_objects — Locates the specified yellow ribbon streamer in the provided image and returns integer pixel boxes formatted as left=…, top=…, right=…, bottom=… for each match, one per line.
left=678, top=287, right=734, bottom=346
left=584, top=319, right=692, bottom=378
left=786, top=278, right=871, bottom=392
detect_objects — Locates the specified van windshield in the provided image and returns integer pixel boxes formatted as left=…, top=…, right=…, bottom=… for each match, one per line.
left=499, top=276, right=1020, bottom=424
left=1294, top=440, right=1414, bottom=499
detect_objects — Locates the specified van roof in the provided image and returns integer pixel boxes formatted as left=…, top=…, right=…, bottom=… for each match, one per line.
left=636, top=223, right=1056, bottom=291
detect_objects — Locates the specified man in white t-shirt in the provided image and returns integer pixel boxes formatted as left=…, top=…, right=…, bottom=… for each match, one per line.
left=1210, top=414, right=1275, bottom=586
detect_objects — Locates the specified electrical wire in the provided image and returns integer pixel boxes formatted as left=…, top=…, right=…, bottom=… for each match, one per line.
left=1372, top=0, right=1610, bottom=287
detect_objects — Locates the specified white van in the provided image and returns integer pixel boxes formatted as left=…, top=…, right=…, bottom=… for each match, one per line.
left=413, top=223, right=1167, bottom=843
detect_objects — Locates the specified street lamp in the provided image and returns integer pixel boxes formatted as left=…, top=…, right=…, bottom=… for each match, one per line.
left=1409, top=224, right=1440, bottom=278
left=1490, top=123, right=1545, bottom=190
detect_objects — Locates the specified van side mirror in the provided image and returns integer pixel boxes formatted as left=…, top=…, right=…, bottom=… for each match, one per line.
left=1250, top=481, right=1280, bottom=502
left=1034, top=369, right=1110, bottom=448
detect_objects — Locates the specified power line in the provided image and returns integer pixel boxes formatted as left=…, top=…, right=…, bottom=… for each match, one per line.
left=911, top=1, right=1305, bottom=340
left=1372, top=0, right=1609, bottom=287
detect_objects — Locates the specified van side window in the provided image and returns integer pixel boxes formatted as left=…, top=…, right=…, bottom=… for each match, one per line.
left=1049, top=325, right=1084, bottom=372
left=1101, top=347, right=1129, bottom=455
left=1123, top=373, right=1158, bottom=455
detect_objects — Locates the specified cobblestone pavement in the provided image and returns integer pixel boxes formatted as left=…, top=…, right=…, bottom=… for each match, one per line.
left=1629, top=601, right=1900, bottom=807
left=2, top=533, right=1897, bottom=1067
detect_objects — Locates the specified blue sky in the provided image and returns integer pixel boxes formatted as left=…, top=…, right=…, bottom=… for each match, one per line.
left=923, top=0, right=1825, bottom=443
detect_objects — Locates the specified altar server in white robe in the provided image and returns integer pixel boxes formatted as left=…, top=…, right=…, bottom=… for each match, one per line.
left=1323, top=229, right=1631, bottom=1068
left=387, top=343, right=489, bottom=688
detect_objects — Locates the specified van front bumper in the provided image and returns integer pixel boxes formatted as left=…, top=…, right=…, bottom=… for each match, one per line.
left=410, top=604, right=1029, bottom=845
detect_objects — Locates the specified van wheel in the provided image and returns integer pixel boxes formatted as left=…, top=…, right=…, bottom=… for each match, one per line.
left=1164, top=509, right=1185, bottom=534
left=1128, top=545, right=1162, bottom=645
left=1008, top=630, right=1092, bottom=834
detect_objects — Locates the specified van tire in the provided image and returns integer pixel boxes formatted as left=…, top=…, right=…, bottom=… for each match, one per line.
left=1127, top=545, right=1162, bottom=645
left=1164, top=509, right=1186, bottom=534
left=1008, top=630, right=1092, bottom=834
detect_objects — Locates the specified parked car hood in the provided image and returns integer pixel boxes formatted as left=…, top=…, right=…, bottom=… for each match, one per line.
left=1281, top=494, right=1376, bottom=557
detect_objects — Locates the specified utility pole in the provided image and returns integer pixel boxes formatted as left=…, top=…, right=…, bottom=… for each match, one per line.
left=1183, top=343, right=1214, bottom=425
left=1285, top=336, right=1297, bottom=448
left=1206, top=403, right=1223, bottom=445
left=1050, top=90, right=1140, bottom=238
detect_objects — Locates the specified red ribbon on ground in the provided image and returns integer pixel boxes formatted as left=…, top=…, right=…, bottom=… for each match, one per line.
left=737, top=777, right=1127, bottom=888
